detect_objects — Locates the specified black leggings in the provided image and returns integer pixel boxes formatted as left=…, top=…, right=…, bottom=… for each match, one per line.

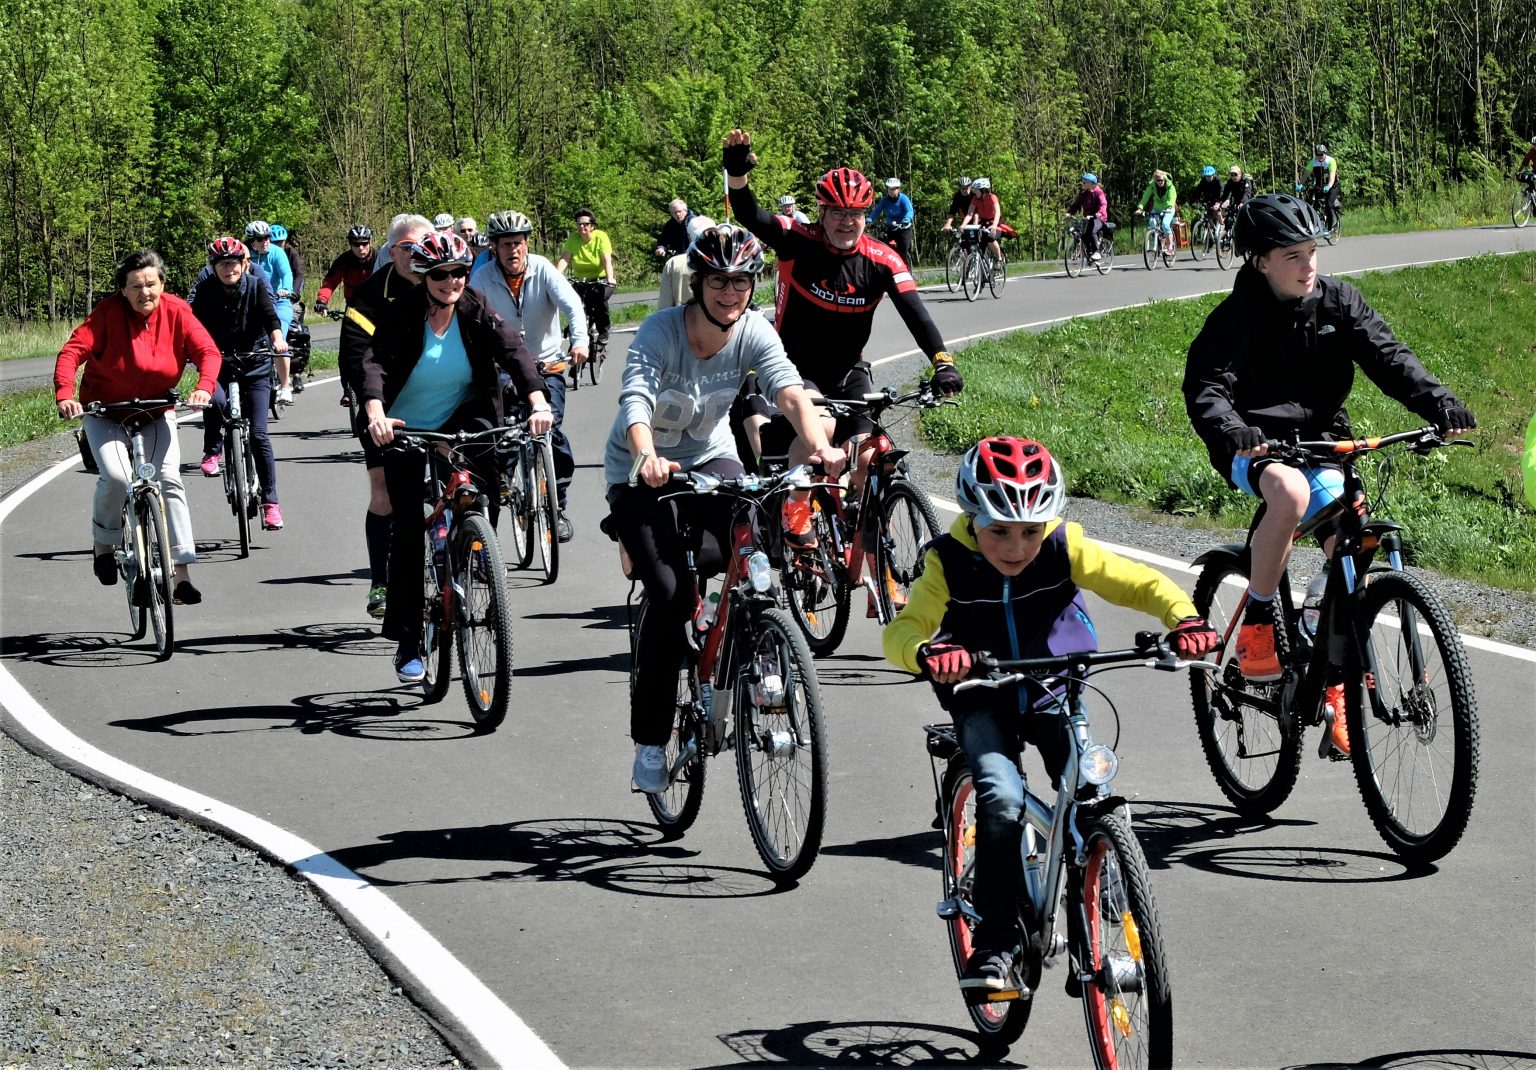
left=607, top=456, right=743, bottom=744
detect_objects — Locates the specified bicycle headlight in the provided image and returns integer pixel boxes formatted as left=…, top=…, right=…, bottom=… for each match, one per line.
left=746, top=551, right=774, bottom=593
left=136, top=462, right=158, bottom=481
left=1079, top=744, right=1118, bottom=786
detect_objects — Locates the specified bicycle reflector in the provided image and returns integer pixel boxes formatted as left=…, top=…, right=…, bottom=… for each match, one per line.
left=136, top=462, right=158, bottom=480
left=747, top=551, right=774, bottom=593
left=1079, top=744, right=1118, bottom=785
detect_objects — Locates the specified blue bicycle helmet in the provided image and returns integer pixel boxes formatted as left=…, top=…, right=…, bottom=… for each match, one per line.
left=1201, top=165, right=1216, bottom=178
left=1081, top=172, right=1098, bottom=184
left=269, top=223, right=289, bottom=241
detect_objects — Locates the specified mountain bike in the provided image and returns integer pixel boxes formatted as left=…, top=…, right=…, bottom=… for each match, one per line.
left=77, top=395, right=182, bottom=661
left=389, top=425, right=518, bottom=730
left=1189, top=427, right=1479, bottom=864
left=962, top=229, right=1007, bottom=302
left=624, top=466, right=829, bottom=885
left=779, top=387, right=947, bottom=655
left=498, top=417, right=559, bottom=584
left=1139, top=211, right=1176, bottom=270
left=1188, top=205, right=1222, bottom=264
left=1063, top=218, right=1115, bottom=277
left=1212, top=209, right=1235, bottom=269
left=926, top=631, right=1194, bottom=1063
left=1301, top=185, right=1342, bottom=244
left=214, top=351, right=267, bottom=558
left=569, top=279, right=611, bottom=389
left=1512, top=172, right=1535, bottom=228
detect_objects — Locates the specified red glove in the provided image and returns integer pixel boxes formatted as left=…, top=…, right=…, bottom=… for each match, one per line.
left=1169, top=618, right=1218, bottom=659
left=920, top=642, right=972, bottom=681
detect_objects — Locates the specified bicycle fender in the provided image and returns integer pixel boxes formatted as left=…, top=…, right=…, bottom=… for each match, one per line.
left=1192, top=542, right=1248, bottom=570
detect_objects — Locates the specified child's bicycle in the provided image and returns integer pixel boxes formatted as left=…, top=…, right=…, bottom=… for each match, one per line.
left=624, top=464, right=830, bottom=885
left=1189, top=427, right=1479, bottom=864
left=925, top=631, right=1198, bottom=1063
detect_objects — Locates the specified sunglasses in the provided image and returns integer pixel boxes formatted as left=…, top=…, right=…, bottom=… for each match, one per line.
left=576, top=220, right=595, bottom=228
left=427, top=267, right=470, bottom=282
left=703, top=275, right=755, bottom=293
left=349, top=240, right=371, bottom=247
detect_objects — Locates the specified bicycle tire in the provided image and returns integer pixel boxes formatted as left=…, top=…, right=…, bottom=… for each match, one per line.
left=141, top=490, right=174, bottom=661
left=735, top=607, right=828, bottom=884
left=961, top=252, right=983, bottom=302
left=876, top=479, right=941, bottom=621
left=945, top=244, right=963, bottom=292
left=1513, top=189, right=1533, bottom=228
left=268, top=377, right=282, bottom=422
left=1065, top=234, right=1085, bottom=277
left=1324, top=210, right=1341, bottom=245
left=534, top=437, right=560, bottom=585
left=1161, top=230, right=1176, bottom=267
left=1096, top=229, right=1115, bottom=274
left=588, top=342, right=604, bottom=385
left=1189, top=220, right=1207, bottom=261
left=1215, top=230, right=1233, bottom=270
left=1190, top=554, right=1304, bottom=814
left=1345, top=570, right=1479, bottom=864
left=507, top=447, right=536, bottom=569
left=1078, top=814, right=1173, bottom=1070
left=228, top=426, right=252, bottom=558
left=784, top=487, right=851, bottom=656
left=633, top=596, right=708, bottom=833
left=939, top=757, right=1034, bottom=1052
left=988, top=250, right=1007, bottom=297
left=119, top=499, right=147, bottom=641
left=1142, top=228, right=1158, bottom=271
left=455, top=513, right=513, bottom=730
left=420, top=527, right=453, bottom=704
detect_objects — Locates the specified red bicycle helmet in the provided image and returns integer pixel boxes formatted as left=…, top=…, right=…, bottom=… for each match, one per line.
left=207, top=236, right=249, bottom=264
left=955, top=437, right=1066, bottom=526
left=815, top=167, right=875, bottom=210
left=408, top=230, right=473, bottom=273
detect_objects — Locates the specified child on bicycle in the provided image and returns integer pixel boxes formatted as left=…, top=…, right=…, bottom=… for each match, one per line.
left=1182, top=192, right=1475, bottom=754
left=882, top=437, right=1216, bottom=992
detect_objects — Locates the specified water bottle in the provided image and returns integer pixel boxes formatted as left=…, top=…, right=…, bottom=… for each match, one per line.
left=1300, top=562, right=1329, bottom=637
left=693, top=590, right=720, bottom=641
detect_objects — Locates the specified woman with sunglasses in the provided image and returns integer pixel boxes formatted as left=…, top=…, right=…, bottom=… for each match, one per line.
left=355, top=230, right=553, bottom=683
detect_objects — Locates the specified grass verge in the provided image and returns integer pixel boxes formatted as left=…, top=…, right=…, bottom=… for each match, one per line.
left=922, top=251, right=1536, bottom=591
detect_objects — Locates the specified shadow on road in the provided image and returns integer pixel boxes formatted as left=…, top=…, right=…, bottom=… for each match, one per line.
left=705, top=1019, right=1011, bottom=1067
left=821, top=828, right=939, bottom=872
left=521, top=603, right=628, bottom=631
left=0, top=630, right=161, bottom=668
left=106, top=686, right=484, bottom=741
left=323, top=816, right=786, bottom=899
left=1283, top=1049, right=1536, bottom=1069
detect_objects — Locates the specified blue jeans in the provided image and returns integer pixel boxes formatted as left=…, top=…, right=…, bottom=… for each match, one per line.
left=542, top=372, right=574, bottom=508
left=955, top=707, right=1029, bottom=952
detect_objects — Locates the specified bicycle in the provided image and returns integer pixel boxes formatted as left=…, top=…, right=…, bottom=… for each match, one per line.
left=568, top=279, right=612, bottom=389
left=1512, top=172, right=1535, bottom=228
left=1187, top=205, right=1222, bottom=264
left=624, top=464, right=829, bottom=885
left=1139, top=211, right=1176, bottom=270
left=1301, top=185, right=1342, bottom=244
left=388, top=425, right=519, bottom=730
left=1212, top=208, right=1236, bottom=270
left=962, top=228, right=1007, bottom=302
left=777, top=386, right=947, bottom=655
left=498, top=414, right=560, bottom=584
left=1189, top=427, right=1479, bottom=864
left=926, top=631, right=1191, bottom=1062
left=75, top=394, right=182, bottom=661
left=1063, top=217, right=1115, bottom=277
left=945, top=228, right=976, bottom=293
left=287, top=301, right=313, bottom=395
left=214, top=351, right=267, bottom=558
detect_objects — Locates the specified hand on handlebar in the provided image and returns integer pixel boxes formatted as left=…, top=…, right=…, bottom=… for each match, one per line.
left=58, top=399, right=83, bottom=419
left=638, top=453, right=680, bottom=488
left=186, top=389, right=212, bottom=409
left=919, top=642, right=973, bottom=684
left=807, top=443, right=847, bottom=479
left=569, top=345, right=589, bottom=368
left=368, top=412, right=405, bottom=446
left=1434, top=403, right=1476, bottom=437
left=1168, top=618, right=1219, bottom=660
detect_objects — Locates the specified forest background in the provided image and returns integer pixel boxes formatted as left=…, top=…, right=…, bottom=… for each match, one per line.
left=3, top=0, right=1533, bottom=320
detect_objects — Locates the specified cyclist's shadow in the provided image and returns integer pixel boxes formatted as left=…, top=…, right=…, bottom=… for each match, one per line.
left=705, top=1019, right=1011, bottom=1067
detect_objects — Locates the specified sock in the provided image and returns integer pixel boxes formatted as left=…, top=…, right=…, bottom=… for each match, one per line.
left=365, top=510, right=392, bottom=586
left=1243, top=589, right=1275, bottom=624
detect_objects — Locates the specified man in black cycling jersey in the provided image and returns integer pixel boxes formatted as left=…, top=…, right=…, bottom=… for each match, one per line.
left=722, top=129, right=961, bottom=571
left=1220, top=166, right=1254, bottom=220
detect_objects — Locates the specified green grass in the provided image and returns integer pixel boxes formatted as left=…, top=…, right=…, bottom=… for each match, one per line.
left=922, top=251, right=1536, bottom=591
left=0, top=319, right=74, bottom=361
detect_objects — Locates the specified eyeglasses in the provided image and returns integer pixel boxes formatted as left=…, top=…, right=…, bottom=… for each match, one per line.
left=426, top=267, right=470, bottom=282
left=349, top=240, right=370, bottom=247
left=576, top=221, right=595, bottom=229
left=821, top=208, right=864, bottom=225
left=703, top=274, right=755, bottom=293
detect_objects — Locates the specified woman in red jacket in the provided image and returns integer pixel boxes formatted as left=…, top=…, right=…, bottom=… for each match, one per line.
left=55, top=249, right=221, bottom=604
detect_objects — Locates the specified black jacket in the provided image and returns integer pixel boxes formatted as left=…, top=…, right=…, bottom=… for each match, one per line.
left=1183, top=264, right=1460, bottom=479
left=189, top=270, right=281, bottom=372
left=655, top=214, right=694, bottom=257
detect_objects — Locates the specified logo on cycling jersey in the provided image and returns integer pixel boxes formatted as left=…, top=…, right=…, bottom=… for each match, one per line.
left=808, top=279, right=866, bottom=307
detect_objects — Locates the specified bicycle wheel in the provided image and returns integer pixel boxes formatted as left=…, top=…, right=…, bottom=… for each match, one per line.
left=1190, top=554, right=1304, bottom=814
left=876, top=479, right=941, bottom=621
left=783, top=488, right=851, bottom=656
left=945, top=244, right=963, bottom=292
left=228, top=427, right=252, bottom=558
left=1513, top=190, right=1533, bottom=228
left=735, top=607, right=828, bottom=884
left=534, top=437, right=560, bottom=585
left=939, top=757, right=1033, bottom=1051
left=1345, top=570, right=1479, bottom=864
left=1215, top=229, right=1233, bottom=270
left=1160, top=229, right=1176, bottom=268
left=961, top=252, right=983, bottom=302
left=1078, top=814, right=1172, bottom=1070
left=1324, top=209, right=1341, bottom=245
left=140, top=491, right=174, bottom=661
left=455, top=513, right=513, bottom=730
left=268, top=377, right=282, bottom=422
left=588, top=340, right=605, bottom=385
left=1096, top=229, right=1115, bottom=274
left=1142, top=228, right=1158, bottom=271
left=1189, top=220, right=1207, bottom=261
left=420, top=527, right=453, bottom=705
left=633, top=597, right=708, bottom=833
left=119, top=500, right=148, bottom=641
left=1065, top=234, right=1085, bottom=277
left=988, top=250, right=1007, bottom=297
left=504, top=447, right=536, bottom=569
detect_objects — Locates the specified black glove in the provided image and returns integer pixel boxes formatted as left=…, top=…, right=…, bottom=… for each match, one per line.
left=1434, top=403, right=1476, bottom=434
left=722, top=141, right=757, bottom=178
left=1225, top=424, right=1265, bottom=452
left=313, top=300, right=327, bottom=314
left=930, top=361, right=963, bottom=396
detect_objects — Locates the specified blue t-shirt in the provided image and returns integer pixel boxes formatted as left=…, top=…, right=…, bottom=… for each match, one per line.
left=388, top=317, right=474, bottom=429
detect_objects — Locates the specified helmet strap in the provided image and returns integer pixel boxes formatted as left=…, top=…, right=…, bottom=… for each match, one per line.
left=690, top=290, right=737, bottom=332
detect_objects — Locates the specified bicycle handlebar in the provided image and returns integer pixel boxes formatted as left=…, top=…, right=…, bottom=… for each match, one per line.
left=814, top=386, right=944, bottom=415
left=384, top=425, right=522, bottom=455
left=951, top=631, right=1213, bottom=693
left=1261, top=426, right=1473, bottom=463
left=659, top=465, right=833, bottom=499
left=74, top=392, right=182, bottom=418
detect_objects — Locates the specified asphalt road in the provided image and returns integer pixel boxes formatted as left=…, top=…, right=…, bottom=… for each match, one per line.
left=4, top=227, right=1535, bottom=1069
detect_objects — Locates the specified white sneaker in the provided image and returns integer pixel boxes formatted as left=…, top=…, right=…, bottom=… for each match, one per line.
left=632, top=743, right=668, bottom=794
left=276, top=387, right=294, bottom=405
left=1088, top=252, right=1101, bottom=262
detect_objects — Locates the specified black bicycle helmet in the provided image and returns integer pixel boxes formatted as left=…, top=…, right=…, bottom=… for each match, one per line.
left=1232, top=193, right=1326, bottom=257
left=686, top=223, right=765, bottom=276
left=347, top=224, right=373, bottom=242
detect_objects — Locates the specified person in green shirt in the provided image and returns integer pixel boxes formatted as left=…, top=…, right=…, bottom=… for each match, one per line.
left=1135, top=170, right=1178, bottom=254
left=1524, top=409, right=1536, bottom=508
left=556, top=208, right=617, bottom=372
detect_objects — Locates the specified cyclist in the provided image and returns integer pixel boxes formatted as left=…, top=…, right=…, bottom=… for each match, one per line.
left=470, top=209, right=585, bottom=542
left=940, top=176, right=973, bottom=231
left=54, top=249, right=220, bottom=605
left=1520, top=136, right=1536, bottom=172
left=1134, top=170, right=1178, bottom=250
left=868, top=177, right=915, bottom=263
left=1220, top=165, right=1254, bottom=221
left=189, top=237, right=288, bottom=531
left=1182, top=192, right=1475, bottom=753
left=883, top=436, right=1216, bottom=992
left=722, top=128, right=960, bottom=578
left=555, top=208, right=616, bottom=376
left=339, top=213, right=435, bottom=619
left=776, top=194, right=810, bottom=225
left=960, top=177, right=1003, bottom=265
left=454, top=217, right=478, bottom=244
left=1304, top=143, right=1340, bottom=230
left=1065, top=172, right=1108, bottom=262
left=603, top=224, right=844, bottom=793
left=270, top=225, right=303, bottom=301
left=314, top=226, right=376, bottom=314
left=355, top=231, right=551, bottom=683
left=658, top=214, right=716, bottom=310
left=1189, top=165, right=1224, bottom=226
left=244, top=220, right=297, bottom=406
left=432, top=212, right=455, bottom=233
left=653, top=198, right=695, bottom=260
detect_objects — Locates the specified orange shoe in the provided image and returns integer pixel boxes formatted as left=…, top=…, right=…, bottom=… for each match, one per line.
left=1324, top=683, right=1350, bottom=755
left=782, top=497, right=817, bottom=551
left=1235, top=619, right=1283, bottom=681
left=866, top=568, right=908, bottom=618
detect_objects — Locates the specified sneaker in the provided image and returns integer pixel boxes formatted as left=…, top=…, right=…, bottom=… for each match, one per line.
left=292, top=377, right=305, bottom=394
left=366, top=585, right=388, bottom=619
left=93, top=552, right=118, bottom=587
left=394, top=643, right=425, bottom=684
left=556, top=512, right=574, bottom=543
left=632, top=743, right=668, bottom=794
left=261, top=504, right=284, bottom=530
left=959, top=948, right=1020, bottom=992
left=867, top=570, right=908, bottom=618
left=1235, top=619, right=1283, bottom=681
left=200, top=453, right=221, bottom=477
left=781, top=498, right=817, bottom=551
left=1324, top=683, right=1350, bottom=755
left=276, top=387, right=294, bottom=406
left=172, top=580, right=202, bottom=606
left=1088, top=252, right=1101, bottom=262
